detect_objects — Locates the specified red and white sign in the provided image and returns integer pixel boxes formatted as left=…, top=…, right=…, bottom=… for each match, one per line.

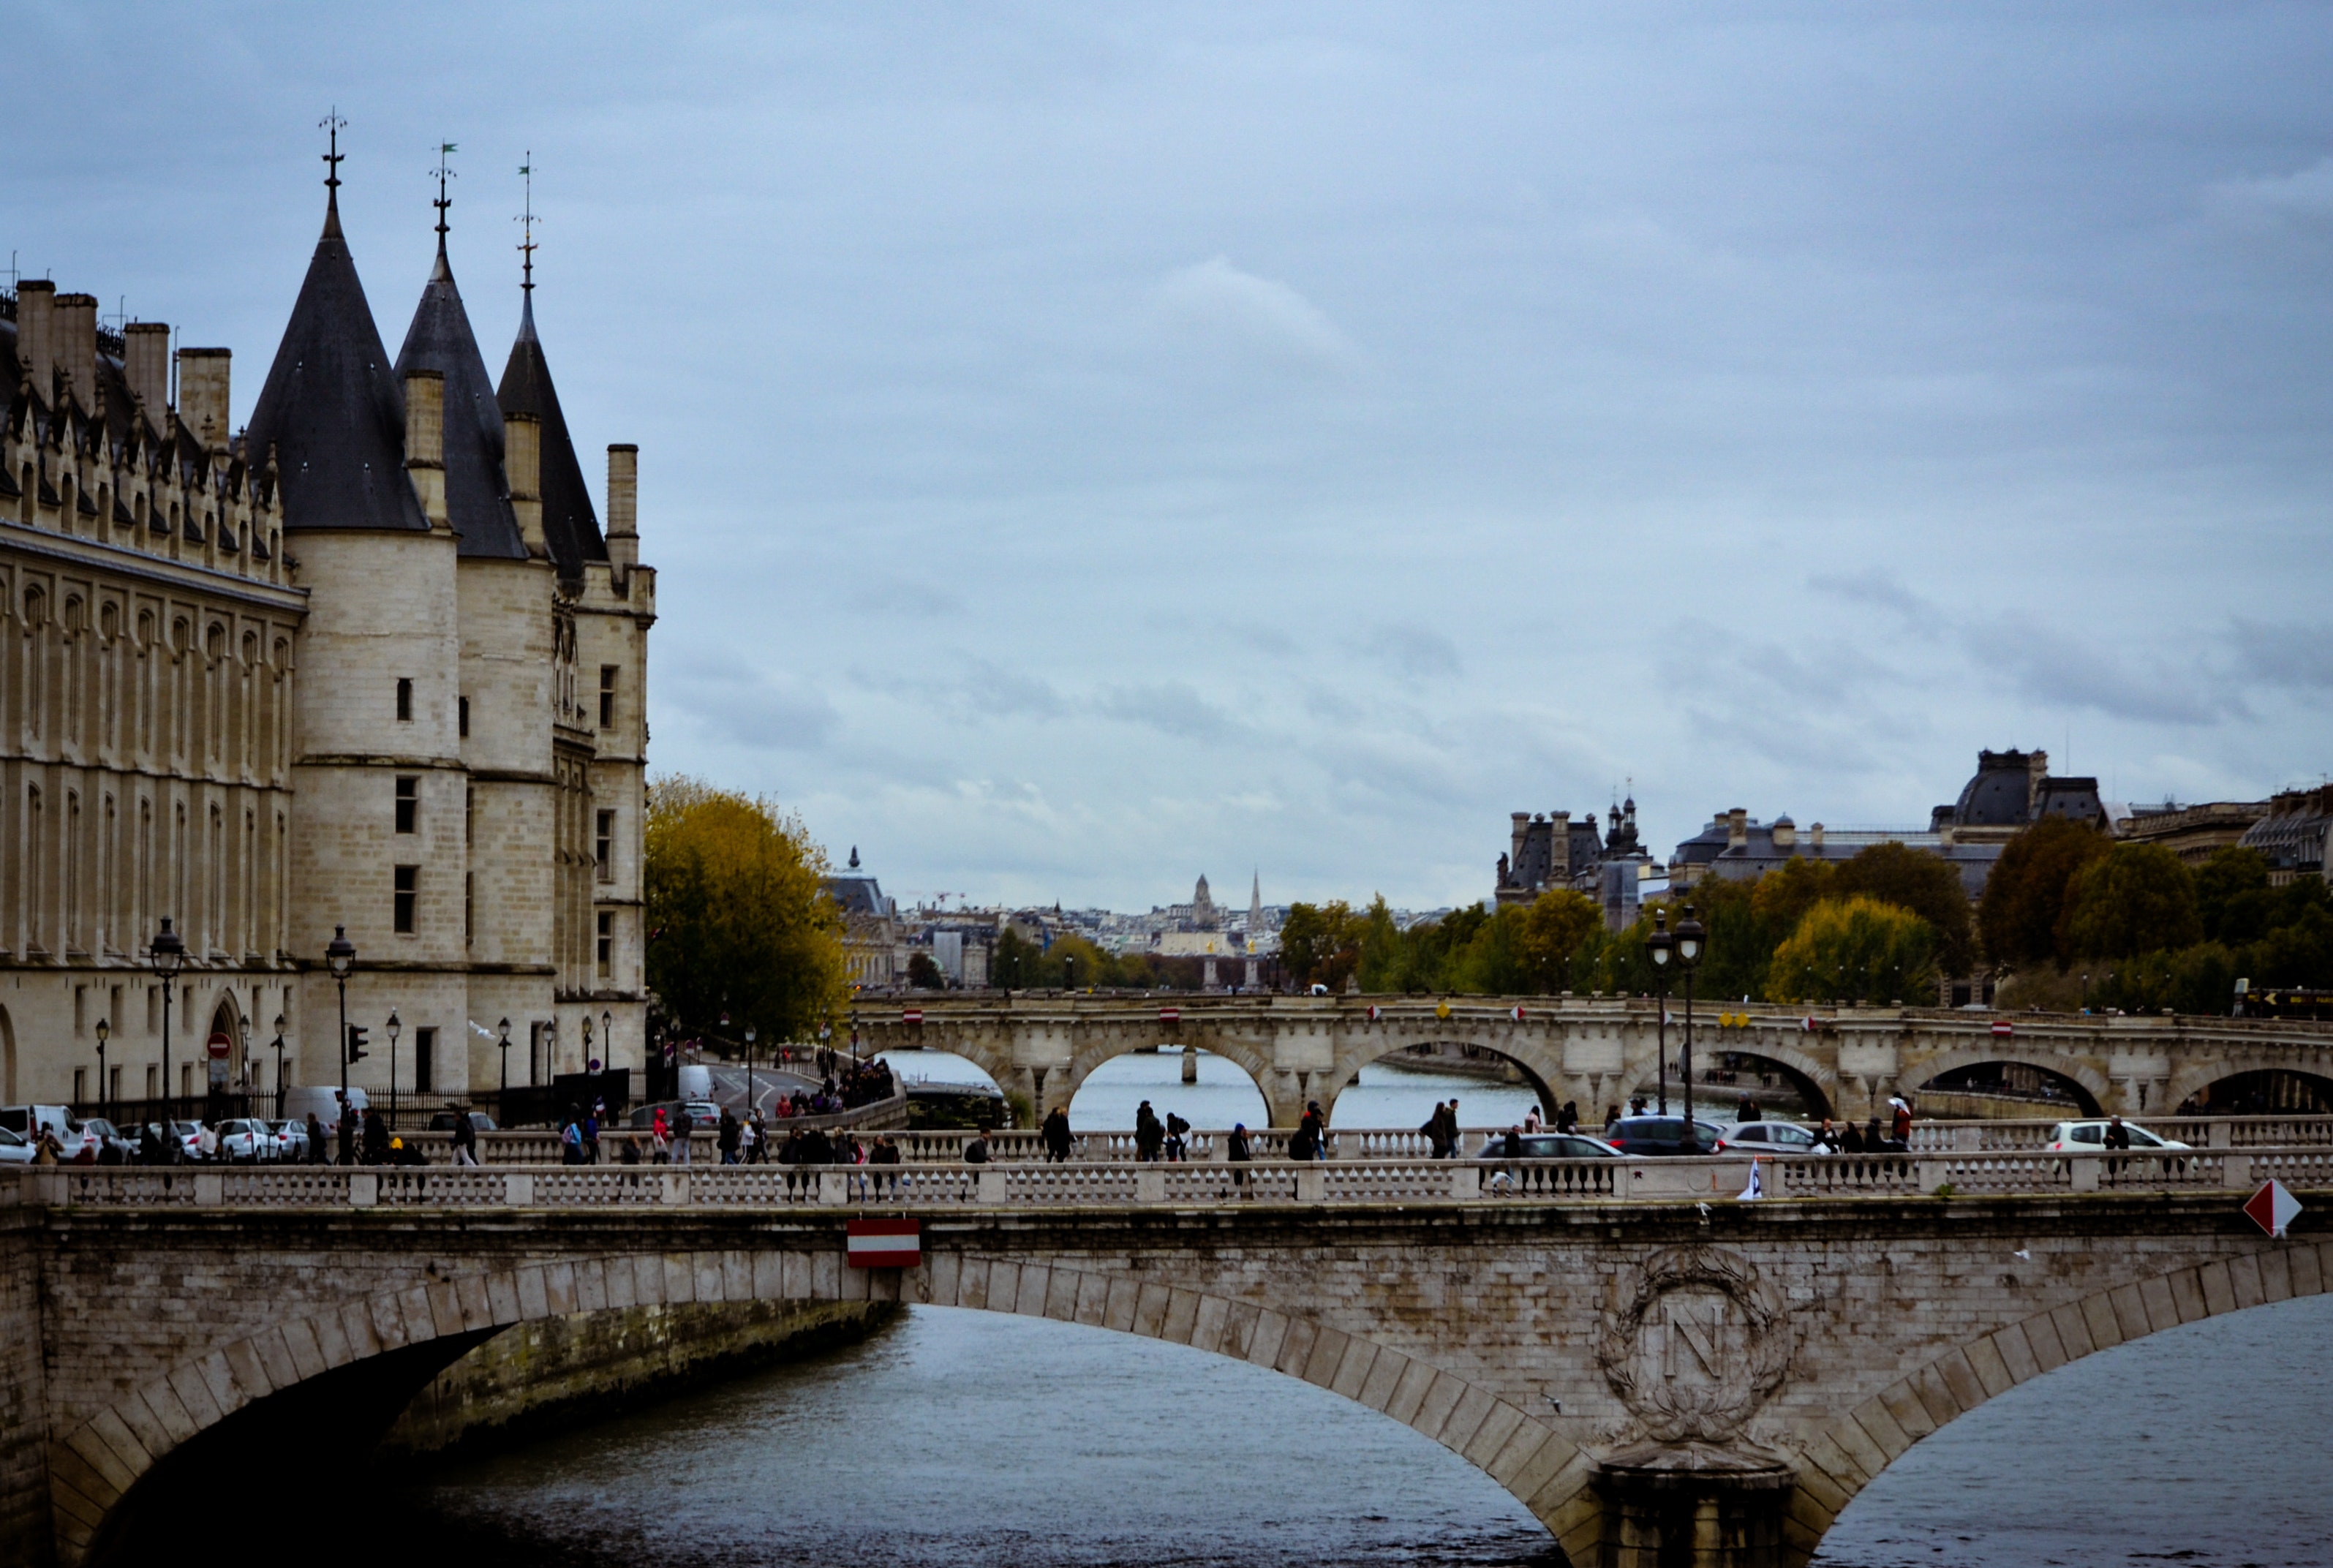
left=900, top=1009, right=923, bottom=1025
left=1365, top=1005, right=1381, bottom=1022
left=1510, top=1005, right=1526, bottom=1022
left=1991, top=1020, right=2014, bottom=1038
left=846, top=1218, right=921, bottom=1269
left=206, top=1030, right=233, bottom=1060
left=1158, top=1006, right=1181, bottom=1023
left=2243, top=1180, right=2302, bottom=1239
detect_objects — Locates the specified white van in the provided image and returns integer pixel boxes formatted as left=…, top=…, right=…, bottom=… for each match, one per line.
left=0, top=1105, right=75, bottom=1139
left=676, top=1063, right=713, bottom=1102
left=281, top=1085, right=369, bottom=1134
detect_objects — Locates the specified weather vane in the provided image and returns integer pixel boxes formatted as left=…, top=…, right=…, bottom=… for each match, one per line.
left=433, top=140, right=459, bottom=242
left=320, top=108, right=346, bottom=197
left=516, top=152, right=538, bottom=295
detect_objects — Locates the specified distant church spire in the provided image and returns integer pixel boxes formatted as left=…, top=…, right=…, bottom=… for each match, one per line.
left=516, top=151, right=538, bottom=334
left=320, top=108, right=347, bottom=238
left=431, top=140, right=458, bottom=275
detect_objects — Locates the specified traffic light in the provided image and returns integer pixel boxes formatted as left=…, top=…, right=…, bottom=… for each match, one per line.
left=347, top=1025, right=369, bottom=1063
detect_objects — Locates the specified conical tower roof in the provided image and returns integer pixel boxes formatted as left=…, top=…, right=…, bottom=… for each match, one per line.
left=247, top=187, right=429, bottom=534
left=497, top=293, right=607, bottom=581
left=393, top=237, right=525, bottom=559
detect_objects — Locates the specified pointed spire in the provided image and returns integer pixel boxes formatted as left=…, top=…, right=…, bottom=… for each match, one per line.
left=431, top=141, right=458, bottom=278
left=320, top=109, right=347, bottom=239
left=497, top=174, right=607, bottom=581
left=516, top=152, right=538, bottom=322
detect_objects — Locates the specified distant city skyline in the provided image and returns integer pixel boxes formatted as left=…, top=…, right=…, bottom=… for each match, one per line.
left=13, top=4, right=2330, bottom=911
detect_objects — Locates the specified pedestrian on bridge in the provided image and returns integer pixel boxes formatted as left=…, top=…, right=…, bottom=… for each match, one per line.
left=306, top=1113, right=326, bottom=1165
left=1041, top=1107, right=1074, bottom=1163
left=1226, top=1123, right=1251, bottom=1197
left=717, top=1109, right=742, bottom=1165
left=1302, top=1100, right=1331, bottom=1161
left=1135, top=1101, right=1165, bottom=1161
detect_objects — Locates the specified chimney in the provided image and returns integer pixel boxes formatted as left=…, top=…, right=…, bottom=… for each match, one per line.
left=1809, top=822, right=1825, bottom=852
left=123, top=324, right=170, bottom=418
left=2026, top=749, right=2051, bottom=817
left=1510, top=812, right=1530, bottom=870
left=1727, top=807, right=1749, bottom=850
left=177, top=347, right=232, bottom=449
left=1772, top=816, right=1795, bottom=851
left=53, top=294, right=98, bottom=406
left=504, top=412, right=547, bottom=558
left=606, top=444, right=638, bottom=568
left=1550, top=812, right=1572, bottom=878
left=16, top=281, right=55, bottom=398
left=402, top=369, right=447, bottom=528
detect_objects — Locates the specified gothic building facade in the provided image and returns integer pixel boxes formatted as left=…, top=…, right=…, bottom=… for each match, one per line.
left=0, top=162, right=653, bottom=1111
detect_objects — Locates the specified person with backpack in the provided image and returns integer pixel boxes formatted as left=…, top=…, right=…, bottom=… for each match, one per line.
left=560, top=1111, right=585, bottom=1165
left=1164, top=1111, right=1190, bottom=1162
left=1134, top=1101, right=1165, bottom=1161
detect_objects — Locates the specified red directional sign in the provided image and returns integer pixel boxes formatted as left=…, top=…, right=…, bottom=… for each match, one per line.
left=2244, top=1180, right=2302, bottom=1239
left=847, top=1218, right=921, bottom=1269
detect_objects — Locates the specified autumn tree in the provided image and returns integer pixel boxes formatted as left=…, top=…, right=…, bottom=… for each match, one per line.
left=1280, top=900, right=1364, bottom=991
left=1833, top=841, right=1976, bottom=976
left=1763, top=897, right=1940, bottom=1005
left=1978, top=816, right=2111, bottom=969
left=644, top=775, right=846, bottom=1043
left=2060, top=843, right=2203, bottom=962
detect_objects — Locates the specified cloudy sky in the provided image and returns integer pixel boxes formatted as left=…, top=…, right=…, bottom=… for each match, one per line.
left=14, top=4, right=2333, bottom=911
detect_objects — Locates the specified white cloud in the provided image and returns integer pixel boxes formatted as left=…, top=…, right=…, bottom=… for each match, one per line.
left=1155, top=255, right=1364, bottom=372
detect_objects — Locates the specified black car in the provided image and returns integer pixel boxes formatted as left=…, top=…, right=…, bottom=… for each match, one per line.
left=1471, top=1133, right=1629, bottom=1161
left=427, top=1110, right=497, bottom=1133
left=1605, top=1116, right=1729, bottom=1156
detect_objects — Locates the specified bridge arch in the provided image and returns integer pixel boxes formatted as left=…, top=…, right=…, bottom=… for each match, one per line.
left=1637, top=1039, right=1840, bottom=1123
left=2168, top=1062, right=2333, bottom=1117
left=1058, top=1035, right=1282, bottom=1127
left=1316, top=1036, right=1564, bottom=1128
left=1904, top=1046, right=2109, bottom=1118
left=56, top=1245, right=1587, bottom=1568
left=1782, top=1242, right=2329, bottom=1564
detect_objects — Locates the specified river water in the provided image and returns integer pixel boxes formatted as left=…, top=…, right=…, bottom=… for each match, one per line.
left=371, top=1049, right=2331, bottom=1566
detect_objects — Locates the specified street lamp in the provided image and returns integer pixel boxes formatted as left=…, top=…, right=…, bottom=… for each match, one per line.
left=148, top=917, right=186, bottom=1120
left=1673, top=904, right=1706, bottom=1150
left=238, top=1015, right=252, bottom=1114
left=386, top=1010, right=402, bottom=1116
left=581, top=1013, right=595, bottom=1076
left=543, top=1017, right=558, bottom=1084
left=1646, top=910, right=1673, bottom=1116
left=94, top=1017, right=110, bottom=1115
left=271, top=1015, right=288, bottom=1119
left=326, top=924, right=356, bottom=1106
left=602, top=1008, right=614, bottom=1074
left=497, top=1017, right=513, bottom=1104
left=745, top=1024, right=758, bottom=1118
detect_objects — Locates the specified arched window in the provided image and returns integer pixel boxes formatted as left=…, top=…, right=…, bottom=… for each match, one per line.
left=99, top=603, right=119, bottom=640
left=23, top=585, right=46, bottom=625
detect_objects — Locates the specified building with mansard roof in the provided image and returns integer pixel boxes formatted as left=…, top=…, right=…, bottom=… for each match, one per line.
left=0, top=154, right=653, bottom=1114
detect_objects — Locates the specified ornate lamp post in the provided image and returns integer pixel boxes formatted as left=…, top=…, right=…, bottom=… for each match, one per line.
left=148, top=917, right=186, bottom=1120
left=1646, top=911, right=1673, bottom=1116
left=497, top=1017, right=513, bottom=1104
left=743, top=1024, right=758, bottom=1118
left=94, top=1017, right=110, bottom=1115
left=582, top=1014, right=595, bottom=1078
left=386, top=1010, right=402, bottom=1117
left=602, top=1008, right=614, bottom=1074
left=271, top=1015, right=288, bottom=1119
left=326, top=925, right=356, bottom=1104
left=1673, top=905, right=1706, bottom=1149
left=238, top=1015, right=253, bottom=1114
left=543, top=1018, right=559, bottom=1084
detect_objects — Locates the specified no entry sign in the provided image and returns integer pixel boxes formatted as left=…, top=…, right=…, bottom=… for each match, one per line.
left=847, top=1218, right=921, bottom=1269
left=2243, top=1180, right=2302, bottom=1239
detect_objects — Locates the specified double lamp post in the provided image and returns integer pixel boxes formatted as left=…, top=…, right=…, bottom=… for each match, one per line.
left=1646, top=903, right=1706, bottom=1148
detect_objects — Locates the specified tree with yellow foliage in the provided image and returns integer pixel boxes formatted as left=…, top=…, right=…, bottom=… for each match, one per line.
left=644, top=775, right=846, bottom=1044
left=1763, top=896, right=1939, bottom=1006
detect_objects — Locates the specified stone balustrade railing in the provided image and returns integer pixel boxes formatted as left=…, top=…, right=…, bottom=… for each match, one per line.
left=8, top=1145, right=2323, bottom=1211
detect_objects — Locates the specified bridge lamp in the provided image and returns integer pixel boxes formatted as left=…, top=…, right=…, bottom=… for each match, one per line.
left=386, top=1011, right=402, bottom=1108
left=745, top=1024, right=757, bottom=1120
left=1673, top=905, right=1706, bottom=1147
left=543, top=1018, right=559, bottom=1083
left=327, top=925, right=357, bottom=1107
left=271, top=1015, right=288, bottom=1120
left=94, top=1018, right=110, bottom=1115
left=497, top=1017, right=513, bottom=1104
left=1646, top=912, right=1673, bottom=1116
left=601, top=1008, right=614, bottom=1071
left=238, top=1015, right=253, bottom=1102
left=149, top=917, right=186, bottom=1119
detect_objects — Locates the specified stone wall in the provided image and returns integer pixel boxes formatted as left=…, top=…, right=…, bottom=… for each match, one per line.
left=0, top=1208, right=50, bottom=1567
left=379, top=1297, right=892, bottom=1464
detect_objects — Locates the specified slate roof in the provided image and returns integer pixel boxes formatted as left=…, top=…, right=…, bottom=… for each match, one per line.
left=246, top=193, right=429, bottom=534
left=497, top=293, right=607, bottom=581
left=393, top=238, right=524, bottom=559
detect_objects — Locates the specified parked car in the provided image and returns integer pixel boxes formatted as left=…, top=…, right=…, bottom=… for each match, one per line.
left=168, top=1120, right=209, bottom=1161
left=427, top=1110, right=497, bottom=1134
left=282, top=1085, right=369, bottom=1135
left=2044, top=1119, right=2189, bottom=1153
left=1605, top=1116, right=1730, bottom=1156
left=0, top=1126, right=35, bottom=1165
left=269, top=1119, right=310, bottom=1162
left=1719, top=1121, right=1825, bottom=1154
left=77, top=1117, right=135, bottom=1164
left=0, top=1105, right=75, bottom=1140
left=214, top=1118, right=279, bottom=1163
left=1472, top=1133, right=1630, bottom=1161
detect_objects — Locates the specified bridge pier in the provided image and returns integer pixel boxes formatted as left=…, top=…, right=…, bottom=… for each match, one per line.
left=1594, top=1445, right=1797, bottom=1568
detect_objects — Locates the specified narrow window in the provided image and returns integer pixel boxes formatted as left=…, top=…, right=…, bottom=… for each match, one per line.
left=394, top=776, right=418, bottom=835
left=393, top=865, right=418, bottom=934
left=595, top=810, right=614, bottom=882
left=597, top=910, right=614, bottom=975
left=414, top=1028, right=436, bottom=1093
left=458, top=696, right=470, bottom=738
left=72, top=1068, right=86, bottom=1105
left=598, top=666, right=618, bottom=730
left=108, top=1066, right=121, bottom=1103
left=396, top=677, right=413, bottom=722
left=145, top=1065, right=159, bottom=1099
left=464, top=872, right=475, bottom=948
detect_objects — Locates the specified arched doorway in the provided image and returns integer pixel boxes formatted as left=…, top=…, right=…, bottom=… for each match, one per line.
left=204, top=997, right=241, bottom=1115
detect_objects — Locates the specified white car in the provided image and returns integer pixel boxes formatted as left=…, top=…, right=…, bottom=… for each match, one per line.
left=0, top=1126, right=34, bottom=1165
left=1721, top=1121, right=1827, bottom=1153
left=269, top=1120, right=311, bottom=1161
left=215, top=1118, right=279, bottom=1162
left=2045, top=1119, right=2189, bottom=1153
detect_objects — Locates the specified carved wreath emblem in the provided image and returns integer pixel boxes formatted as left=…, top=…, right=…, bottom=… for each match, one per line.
left=1597, top=1245, right=1793, bottom=1443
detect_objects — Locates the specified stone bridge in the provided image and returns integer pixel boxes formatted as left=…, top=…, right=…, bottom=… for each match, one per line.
left=4, top=1160, right=2328, bottom=1568
left=853, top=994, right=2333, bottom=1127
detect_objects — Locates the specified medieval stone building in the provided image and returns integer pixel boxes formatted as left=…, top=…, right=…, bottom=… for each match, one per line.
left=0, top=158, right=653, bottom=1111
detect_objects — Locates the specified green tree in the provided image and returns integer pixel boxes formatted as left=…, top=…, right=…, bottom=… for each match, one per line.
left=990, top=927, right=1038, bottom=988
left=645, top=775, right=845, bottom=1044
left=1281, top=900, right=1363, bottom=991
left=1749, top=859, right=1836, bottom=951
left=1517, top=889, right=1602, bottom=994
left=1763, top=896, right=1940, bottom=1005
left=2061, top=843, right=2203, bottom=962
left=905, top=951, right=946, bottom=989
left=1355, top=896, right=1406, bottom=992
left=1035, top=933, right=1112, bottom=990
left=1978, top=816, right=2111, bottom=968
left=1833, top=841, right=1976, bottom=976
left=2195, top=846, right=2273, bottom=946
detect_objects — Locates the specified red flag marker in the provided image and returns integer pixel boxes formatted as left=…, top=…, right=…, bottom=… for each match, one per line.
left=2243, top=1180, right=2302, bottom=1239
